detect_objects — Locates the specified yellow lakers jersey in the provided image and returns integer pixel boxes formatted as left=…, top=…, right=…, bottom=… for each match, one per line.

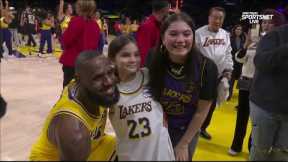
left=29, top=81, right=116, bottom=161
left=122, top=24, right=131, bottom=34
left=130, top=24, right=139, bottom=32
left=0, top=17, right=9, bottom=28
left=41, top=23, right=52, bottom=30
left=96, top=19, right=103, bottom=31
left=60, top=16, right=71, bottom=32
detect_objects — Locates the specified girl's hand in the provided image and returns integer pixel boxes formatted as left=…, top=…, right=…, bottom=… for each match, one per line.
left=174, top=143, right=189, bottom=161
left=244, top=30, right=253, bottom=48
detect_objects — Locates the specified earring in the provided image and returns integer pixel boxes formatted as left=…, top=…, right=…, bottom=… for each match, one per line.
left=160, top=44, right=165, bottom=54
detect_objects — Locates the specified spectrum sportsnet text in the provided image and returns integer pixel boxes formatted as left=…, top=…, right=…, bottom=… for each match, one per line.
left=241, top=12, right=273, bottom=24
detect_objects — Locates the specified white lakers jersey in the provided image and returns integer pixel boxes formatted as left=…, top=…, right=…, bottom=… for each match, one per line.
left=195, top=25, right=233, bottom=76
left=109, top=68, right=175, bottom=161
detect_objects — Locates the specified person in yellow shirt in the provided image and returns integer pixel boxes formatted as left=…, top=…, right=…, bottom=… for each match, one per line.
left=57, top=0, right=73, bottom=49
left=95, top=11, right=103, bottom=31
left=30, top=50, right=120, bottom=161
left=102, top=18, right=108, bottom=44
left=130, top=19, right=139, bottom=38
left=38, top=12, right=55, bottom=57
left=58, top=0, right=73, bottom=33
left=121, top=17, right=132, bottom=35
left=94, top=11, right=106, bottom=53
left=0, top=0, right=14, bottom=58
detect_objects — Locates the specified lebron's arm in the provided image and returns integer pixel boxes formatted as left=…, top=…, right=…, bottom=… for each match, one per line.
left=49, top=114, right=91, bottom=161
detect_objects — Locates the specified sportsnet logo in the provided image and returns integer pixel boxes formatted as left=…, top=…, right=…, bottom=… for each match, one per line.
left=241, top=12, right=273, bottom=24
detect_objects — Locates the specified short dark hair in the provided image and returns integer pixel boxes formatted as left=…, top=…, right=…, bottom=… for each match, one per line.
left=75, top=50, right=102, bottom=74
left=152, top=0, right=169, bottom=12
left=209, top=6, right=226, bottom=17
left=108, top=34, right=136, bottom=60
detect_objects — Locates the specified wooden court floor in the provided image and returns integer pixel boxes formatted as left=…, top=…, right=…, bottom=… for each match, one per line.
left=0, top=56, right=250, bottom=161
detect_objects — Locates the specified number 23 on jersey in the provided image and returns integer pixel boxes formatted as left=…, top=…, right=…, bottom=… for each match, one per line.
left=127, top=117, right=151, bottom=139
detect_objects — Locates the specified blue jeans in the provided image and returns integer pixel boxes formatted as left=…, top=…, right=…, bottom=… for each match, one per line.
left=97, top=32, right=105, bottom=54
left=168, top=127, right=199, bottom=160
left=249, top=101, right=288, bottom=161
left=1, top=29, right=13, bottom=55
left=39, top=30, right=52, bottom=53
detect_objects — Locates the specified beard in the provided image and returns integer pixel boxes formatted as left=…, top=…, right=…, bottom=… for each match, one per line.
left=85, top=87, right=120, bottom=108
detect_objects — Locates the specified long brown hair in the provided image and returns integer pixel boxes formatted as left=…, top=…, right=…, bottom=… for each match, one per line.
left=108, top=34, right=136, bottom=60
left=148, top=12, right=203, bottom=101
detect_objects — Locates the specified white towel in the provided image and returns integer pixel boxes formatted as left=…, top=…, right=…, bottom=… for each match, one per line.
left=217, top=77, right=230, bottom=106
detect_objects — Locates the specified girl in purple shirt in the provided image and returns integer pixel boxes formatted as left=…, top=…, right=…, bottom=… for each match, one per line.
left=148, top=12, right=218, bottom=161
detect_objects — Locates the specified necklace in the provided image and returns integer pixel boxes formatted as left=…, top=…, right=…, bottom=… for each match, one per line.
left=168, top=63, right=185, bottom=79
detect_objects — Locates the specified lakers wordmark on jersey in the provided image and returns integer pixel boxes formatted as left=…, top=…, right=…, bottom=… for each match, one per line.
left=109, top=68, right=175, bottom=161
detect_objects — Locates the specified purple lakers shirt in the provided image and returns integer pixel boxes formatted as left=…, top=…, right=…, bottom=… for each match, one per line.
left=160, top=63, right=201, bottom=129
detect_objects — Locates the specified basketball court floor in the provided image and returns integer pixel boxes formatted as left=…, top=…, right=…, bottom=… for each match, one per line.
left=1, top=50, right=251, bottom=161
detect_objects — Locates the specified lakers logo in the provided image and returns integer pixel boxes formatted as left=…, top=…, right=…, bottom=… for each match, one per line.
left=119, top=101, right=152, bottom=119
left=91, top=113, right=106, bottom=140
left=161, top=100, right=185, bottom=115
left=203, top=37, right=226, bottom=47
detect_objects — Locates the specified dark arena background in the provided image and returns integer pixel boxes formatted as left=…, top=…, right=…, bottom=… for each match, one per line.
left=7, top=0, right=288, bottom=28
left=1, top=0, right=288, bottom=161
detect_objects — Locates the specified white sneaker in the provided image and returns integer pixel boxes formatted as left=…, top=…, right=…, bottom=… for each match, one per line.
left=37, top=53, right=46, bottom=58
left=7, top=55, right=15, bottom=59
left=228, top=148, right=240, bottom=156
left=2, top=52, right=9, bottom=59
left=46, top=53, right=54, bottom=57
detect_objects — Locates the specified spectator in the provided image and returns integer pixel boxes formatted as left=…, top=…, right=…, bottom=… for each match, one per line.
left=94, top=11, right=105, bottom=54
left=249, top=9, right=287, bottom=161
left=121, top=16, right=132, bottom=35
left=0, top=0, right=14, bottom=58
left=38, top=12, right=54, bottom=57
left=228, top=24, right=246, bottom=100
left=136, top=0, right=169, bottom=66
left=148, top=13, right=218, bottom=161
left=195, top=6, right=233, bottom=140
left=113, top=20, right=121, bottom=36
left=228, top=26, right=256, bottom=156
left=59, top=0, right=100, bottom=87
left=57, top=0, right=73, bottom=33
left=22, top=5, right=37, bottom=47
left=130, top=19, right=139, bottom=38
left=57, top=0, right=73, bottom=49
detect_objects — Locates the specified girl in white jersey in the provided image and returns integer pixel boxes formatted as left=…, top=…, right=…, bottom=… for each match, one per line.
left=108, top=35, right=175, bottom=161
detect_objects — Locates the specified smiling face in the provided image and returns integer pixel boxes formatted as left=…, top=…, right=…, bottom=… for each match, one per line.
left=78, top=55, right=117, bottom=99
left=162, top=20, right=193, bottom=63
left=114, top=42, right=140, bottom=79
left=208, top=10, right=225, bottom=32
